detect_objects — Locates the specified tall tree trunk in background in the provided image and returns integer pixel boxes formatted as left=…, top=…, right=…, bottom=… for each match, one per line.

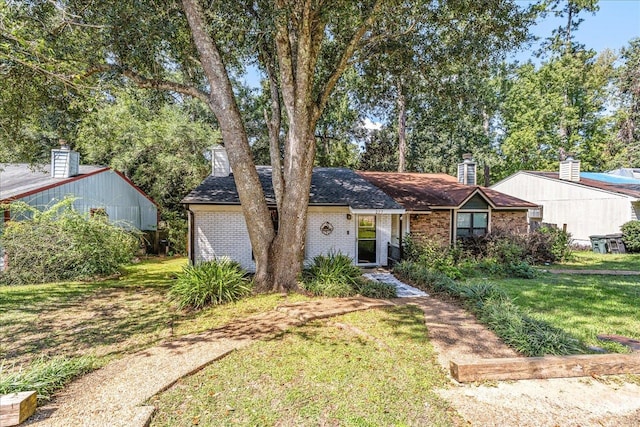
left=397, top=80, right=407, bottom=172
left=559, top=3, right=573, bottom=152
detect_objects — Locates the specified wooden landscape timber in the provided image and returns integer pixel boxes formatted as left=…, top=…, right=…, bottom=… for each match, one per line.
left=450, top=353, right=640, bottom=383
left=0, top=391, right=37, bottom=426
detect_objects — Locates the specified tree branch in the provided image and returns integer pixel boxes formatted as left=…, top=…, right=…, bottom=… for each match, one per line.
left=313, top=0, right=384, bottom=123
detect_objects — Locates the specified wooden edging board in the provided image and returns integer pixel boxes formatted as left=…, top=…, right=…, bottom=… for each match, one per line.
left=0, top=391, right=37, bottom=426
left=450, top=353, right=640, bottom=383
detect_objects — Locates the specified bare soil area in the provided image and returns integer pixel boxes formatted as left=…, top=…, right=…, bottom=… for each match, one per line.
left=414, top=296, right=640, bottom=427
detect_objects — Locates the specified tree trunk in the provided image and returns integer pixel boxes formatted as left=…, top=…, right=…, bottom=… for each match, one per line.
left=182, top=0, right=275, bottom=290
left=397, top=82, right=407, bottom=173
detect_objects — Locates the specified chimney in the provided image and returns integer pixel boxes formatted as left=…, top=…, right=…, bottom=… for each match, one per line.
left=51, top=141, right=80, bottom=178
left=457, top=153, right=476, bottom=185
left=211, top=144, right=231, bottom=177
left=559, top=156, right=580, bottom=182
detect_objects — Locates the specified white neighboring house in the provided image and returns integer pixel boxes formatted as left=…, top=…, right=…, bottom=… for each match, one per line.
left=182, top=148, right=404, bottom=272
left=491, top=158, right=640, bottom=245
left=1, top=146, right=158, bottom=270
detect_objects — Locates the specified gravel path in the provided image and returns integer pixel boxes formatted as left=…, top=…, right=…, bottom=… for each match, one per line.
left=25, top=297, right=394, bottom=427
left=22, top=274, right=640, bottom=427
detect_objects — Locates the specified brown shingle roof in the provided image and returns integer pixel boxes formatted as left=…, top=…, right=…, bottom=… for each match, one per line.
left=357, top=171, right=538, bottom=211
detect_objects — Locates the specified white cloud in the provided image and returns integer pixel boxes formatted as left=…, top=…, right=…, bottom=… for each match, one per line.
left=362, top=117, right=382, bottom=131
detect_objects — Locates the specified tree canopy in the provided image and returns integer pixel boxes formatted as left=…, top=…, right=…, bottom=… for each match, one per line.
left=3, top=0, right=637, bottom=290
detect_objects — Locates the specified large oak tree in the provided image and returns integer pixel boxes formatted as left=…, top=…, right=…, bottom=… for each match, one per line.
left=2, top=0, right=535, bottom=291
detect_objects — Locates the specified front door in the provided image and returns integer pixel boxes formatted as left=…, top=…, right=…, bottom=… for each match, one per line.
left=357, top=215, right=377, bottom=264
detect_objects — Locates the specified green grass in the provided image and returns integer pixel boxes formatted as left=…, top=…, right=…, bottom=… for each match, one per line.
left=550, top=251, right=640, bottom=271
left=490, top=273, right=640, bottom=352
left=149, top=306, right=461, bottom=426
left=0, top=356, right=98, bottom=402
left=0, top=257, right=311, bottom=398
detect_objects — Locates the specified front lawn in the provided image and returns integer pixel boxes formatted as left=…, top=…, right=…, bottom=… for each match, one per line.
left=149, top=306, right=461, bottom=426
left=490, top=273, right=640, bottom=352
left=551, top=250, right=640, bottom=271
left=0, top=257, right=310, bottom=399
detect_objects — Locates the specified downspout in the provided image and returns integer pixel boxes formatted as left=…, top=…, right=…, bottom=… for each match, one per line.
left=3, top=208, right=10, bottom=270
left=450, top=209, right=455, bottom=246
left=399, top=215, right=404, bottom=259
left=186, top=205, right=196, bottom=265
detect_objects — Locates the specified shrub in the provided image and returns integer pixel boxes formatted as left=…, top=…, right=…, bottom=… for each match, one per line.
left=394, top=260, right=585, bottom=356
left=169, top=258, right=252, bottom=309
left=621, top=220, right=640, bottom=253
left=0, top=356, right=97, bottom=402
left=302, top=252, right=361, bottom=297
left=301, top=252, right=397, bottom=298
left=0, top=198, right=139, bottom=285
left=402, top=236, right=463, bottom=279
left=353, top=279, right=397, bottom=299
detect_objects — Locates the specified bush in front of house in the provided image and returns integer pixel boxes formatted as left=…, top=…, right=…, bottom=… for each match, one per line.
left=302, top=252, right=397, bottom=298
left=402, top=235, right=464, bottom=279
left=394, top=260, right=584, bottom=356
left=0, top=198, right=139, bottom=285
left=353, top=279, right=398, bottom=299
left=621, top=220, right=640, bottom=253
left=169, top=258, right=252, bottom=309
left=302, top=252, right=362, bottom=297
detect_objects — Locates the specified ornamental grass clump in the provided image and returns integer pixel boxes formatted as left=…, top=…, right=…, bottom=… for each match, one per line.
left=303, top=252, right=362, bottom=297
left=169, top=259, right=252, bottom=309
left=0, top=356, right=97, bottom=402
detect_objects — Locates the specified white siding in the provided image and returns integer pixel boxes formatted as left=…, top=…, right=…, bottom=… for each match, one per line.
left=13, top=170, right=157, bottom=231
left=377, top=214, right=392, bottom=266
left=492, top=173, right=636, bottom=244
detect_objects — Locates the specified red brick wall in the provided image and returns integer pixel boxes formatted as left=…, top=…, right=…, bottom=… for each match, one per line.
left=491, top=210, right=528, bottom=234
left=408, top=210, right=528, bottom=247
left=409, top=211, right=451, bottom=246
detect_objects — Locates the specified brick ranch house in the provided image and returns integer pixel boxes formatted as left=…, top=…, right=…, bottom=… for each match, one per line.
left=183, top=148, right=537, bottom=270
left=359, top=168, right=538, bottom=248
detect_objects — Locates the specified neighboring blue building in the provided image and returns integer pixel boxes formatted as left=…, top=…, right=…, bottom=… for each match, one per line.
left=1, top=146, right=158, bottom=270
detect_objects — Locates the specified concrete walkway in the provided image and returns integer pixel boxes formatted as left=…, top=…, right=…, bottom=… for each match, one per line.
left=27, top=297, right=396, bottom=427
left=363, top=272, right=429, bottom=297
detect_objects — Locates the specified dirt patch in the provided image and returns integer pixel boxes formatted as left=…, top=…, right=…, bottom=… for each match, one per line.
left=1, top=287, right=173, bottom=369
left=412, top=295, right=640, bottom=426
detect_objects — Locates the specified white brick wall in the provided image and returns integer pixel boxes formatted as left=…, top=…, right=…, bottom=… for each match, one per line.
left=194, top=210, right=255, bottom=272
left=192, top=207, right=396, bottom=270
left=305, top=210, right=356, bottom=265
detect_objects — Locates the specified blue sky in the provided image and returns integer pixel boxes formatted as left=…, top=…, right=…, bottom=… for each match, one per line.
left=243, top=1, right=640, bottom=88
left=514, top=0, right=640, bottom=62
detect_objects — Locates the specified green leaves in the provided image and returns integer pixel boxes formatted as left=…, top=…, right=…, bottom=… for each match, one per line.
left=169, top=259, right=253, bottom=310
left=0, top=197, right=139, bottom=285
